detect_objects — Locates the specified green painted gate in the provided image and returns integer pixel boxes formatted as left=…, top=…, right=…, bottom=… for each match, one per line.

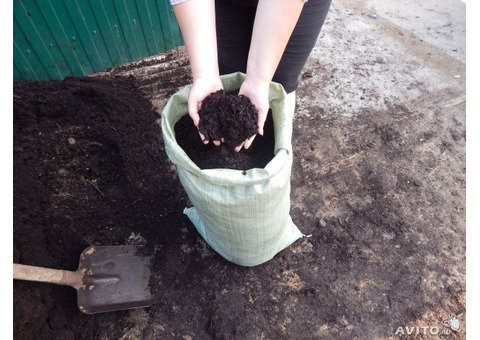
left=13, top=0, right=183, bottom=81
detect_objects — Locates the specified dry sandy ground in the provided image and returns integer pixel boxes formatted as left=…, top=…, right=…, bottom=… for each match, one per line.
left=293, top=0, right=467, bottom=338
left=292, top=0, right=467, bottom=337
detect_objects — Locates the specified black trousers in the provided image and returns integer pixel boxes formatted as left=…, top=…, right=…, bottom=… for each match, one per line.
left=215, top=0, right=332, bottom=93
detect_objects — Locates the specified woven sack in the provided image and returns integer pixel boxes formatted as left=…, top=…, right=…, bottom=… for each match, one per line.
left=161, top=72, right=304, bottom=266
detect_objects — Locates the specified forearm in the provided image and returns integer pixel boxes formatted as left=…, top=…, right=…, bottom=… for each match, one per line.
left=246, top=0, right=305, bottom=85
left=173, top=0, right=219, bottom=81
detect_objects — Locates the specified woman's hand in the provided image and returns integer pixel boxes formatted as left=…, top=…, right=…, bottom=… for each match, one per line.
left=172, top=0, right=221, bottom=144
left=236, top=76, right=270, bottom=152
left=188, top=76, right=224, bottom=144
left=233, top=0, right=305, bottom=152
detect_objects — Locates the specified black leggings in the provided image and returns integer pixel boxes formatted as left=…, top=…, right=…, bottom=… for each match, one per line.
left=215, top=0, right=332, bottom=93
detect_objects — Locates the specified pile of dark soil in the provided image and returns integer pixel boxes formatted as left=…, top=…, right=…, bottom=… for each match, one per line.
left=175, top=111, right=275, bottom=170
left=197, top=90, right=258, bottom=148
left=12, top=75, right=275, bottom=339
left=12, top=75, right=192, bottom=339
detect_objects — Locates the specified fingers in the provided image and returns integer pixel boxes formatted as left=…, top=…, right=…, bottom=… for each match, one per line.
left=234, top=141, right=245, bottom=153
left=188, top=94, right=208, bottom=144
left=188, top=100, right=200, bottom=128
left=243, top=135, right=256, bottom=150
left=200, top=134, right=256, bottom=152
left=198, top=130, right=209, bottom=144
left=198, top=131, right=221, bottom=146
left=257, top=110, right=267, bottom=136
left=234, top=135, right=256, bottom=153
left=190, top=104, right=206, bottom=144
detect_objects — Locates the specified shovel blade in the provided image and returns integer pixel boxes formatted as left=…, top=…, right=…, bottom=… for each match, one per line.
left=77, top=245, right=153, bottom=314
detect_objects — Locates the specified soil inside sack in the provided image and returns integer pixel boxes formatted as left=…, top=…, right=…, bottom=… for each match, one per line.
left=175, top=91, right=275, bottom=170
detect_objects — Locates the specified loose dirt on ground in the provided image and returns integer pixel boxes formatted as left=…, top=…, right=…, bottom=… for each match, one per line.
left=13, top=0, right=465, bottom=338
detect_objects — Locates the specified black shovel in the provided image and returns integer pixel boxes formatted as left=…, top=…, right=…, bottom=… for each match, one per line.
left=13, top=245, right=153, bottom=314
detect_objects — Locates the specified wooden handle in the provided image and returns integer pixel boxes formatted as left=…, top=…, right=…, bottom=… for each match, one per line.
left=13, top=263, right=83, bottom=290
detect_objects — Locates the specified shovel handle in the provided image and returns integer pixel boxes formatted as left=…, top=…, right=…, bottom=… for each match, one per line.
left=13, top=263, right=83, bottom=290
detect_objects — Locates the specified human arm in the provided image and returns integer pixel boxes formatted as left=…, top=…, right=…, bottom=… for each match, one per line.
left=172, top=0, right=223, bottom=144
left=237, top=0, right=305, bottom=151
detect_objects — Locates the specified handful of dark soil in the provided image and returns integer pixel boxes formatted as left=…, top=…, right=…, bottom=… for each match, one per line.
left=198, top=90, right=258, bottom=148
left=175, top=111, right=275, bottom=171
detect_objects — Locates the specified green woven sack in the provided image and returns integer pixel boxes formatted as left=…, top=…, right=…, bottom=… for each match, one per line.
left=161, top=72, right=304, bottom=266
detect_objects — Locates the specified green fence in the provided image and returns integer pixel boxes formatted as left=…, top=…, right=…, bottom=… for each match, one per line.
left=13, top=0, right=183, bottom=81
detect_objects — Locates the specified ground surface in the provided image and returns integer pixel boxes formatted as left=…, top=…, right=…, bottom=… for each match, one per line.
left=13, top=0, right=466, bottom=339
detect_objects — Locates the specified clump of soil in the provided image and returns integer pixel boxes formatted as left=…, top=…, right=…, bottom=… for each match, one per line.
left=175, top=111, right=275, bottom=170
left=197, top=90, right=258, bottom=148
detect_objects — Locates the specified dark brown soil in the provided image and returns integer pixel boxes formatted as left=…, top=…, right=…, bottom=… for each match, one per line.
left=197, top=90, right=258, bottom=148
left=12, top=75, right=276, bottom=340
left=175, top=112, right=274, bottom=170
left=12, top=62, right=466, bottom=339
left=13, top=75, right=191, bottom=339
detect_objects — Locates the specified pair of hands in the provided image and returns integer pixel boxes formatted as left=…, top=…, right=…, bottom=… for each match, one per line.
left=187, top=75, right=269, bottom=152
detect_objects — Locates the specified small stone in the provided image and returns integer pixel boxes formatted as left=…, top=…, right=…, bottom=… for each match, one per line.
left=68, top=137, right=76, bottom=145
left=302, top=70, right=313, bottom=78
left=318, top=218, right=327, bottom=227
